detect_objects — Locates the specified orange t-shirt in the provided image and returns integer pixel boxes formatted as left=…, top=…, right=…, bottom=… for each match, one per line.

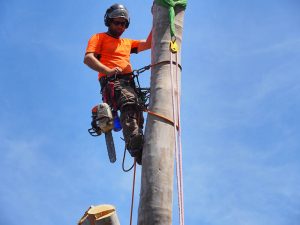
left=85, top=32, right=141, bottom=79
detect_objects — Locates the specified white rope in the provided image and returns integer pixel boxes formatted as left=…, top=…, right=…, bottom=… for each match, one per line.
left=175, top=52, right=185, bottom=225
left=170, top=51, right=185, bottom=225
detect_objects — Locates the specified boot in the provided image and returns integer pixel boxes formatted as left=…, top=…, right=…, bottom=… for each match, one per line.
left=127, top=133, right=143, bottom=165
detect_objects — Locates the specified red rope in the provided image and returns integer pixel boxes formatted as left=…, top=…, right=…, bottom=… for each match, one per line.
left=129, top=160, right=137, bottom=225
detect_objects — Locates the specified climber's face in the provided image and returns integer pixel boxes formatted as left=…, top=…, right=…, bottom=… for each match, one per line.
left=108, top=18, right=127, bottom=38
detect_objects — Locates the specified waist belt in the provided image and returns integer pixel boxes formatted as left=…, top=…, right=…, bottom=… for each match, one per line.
left=100, top=74, right=132, bottom=82
left=99, top=74, right=133, bottom=90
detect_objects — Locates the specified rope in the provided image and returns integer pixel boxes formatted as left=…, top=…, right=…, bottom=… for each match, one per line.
left=175, top=52, right=185, bottom=225
left=170, top=50, right=185, bottom=225
left=129, top=160, right=137, bottom=225
left=128, top=110, right=142, bottom=225
left=132, top=60, right=182, bottom=77
left=176, top=53, right=185, bottom=225
left=122, top=144, right=135, bottom=172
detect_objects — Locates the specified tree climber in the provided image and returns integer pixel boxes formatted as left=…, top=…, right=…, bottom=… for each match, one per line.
left=84, top=4, right=152, bottom=165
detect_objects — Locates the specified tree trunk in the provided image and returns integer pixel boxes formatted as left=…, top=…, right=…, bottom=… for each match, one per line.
left=137, top=2, right=185, bottom=225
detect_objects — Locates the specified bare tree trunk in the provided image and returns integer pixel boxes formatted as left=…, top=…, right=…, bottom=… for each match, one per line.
left=137, top=2, right=185, bottom=225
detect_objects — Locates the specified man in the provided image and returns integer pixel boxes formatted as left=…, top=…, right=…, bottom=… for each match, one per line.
left=84, top=4, right=152, bottom=165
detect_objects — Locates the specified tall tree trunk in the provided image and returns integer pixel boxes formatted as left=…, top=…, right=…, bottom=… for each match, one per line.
left=137, top=2, right=185, bottom=225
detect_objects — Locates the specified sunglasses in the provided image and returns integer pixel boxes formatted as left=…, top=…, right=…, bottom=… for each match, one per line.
left=111, top=20, right=127, bottom=27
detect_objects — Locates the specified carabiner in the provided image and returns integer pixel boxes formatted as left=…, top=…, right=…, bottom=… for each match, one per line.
left=132, top=70, right=139, bottom=76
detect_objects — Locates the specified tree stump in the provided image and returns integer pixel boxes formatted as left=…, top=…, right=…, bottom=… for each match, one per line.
left=78, top=204, right=120, bottom=225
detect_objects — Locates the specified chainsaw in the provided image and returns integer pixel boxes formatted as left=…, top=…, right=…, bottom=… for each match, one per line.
left=88, top=103, right=121, bottom=163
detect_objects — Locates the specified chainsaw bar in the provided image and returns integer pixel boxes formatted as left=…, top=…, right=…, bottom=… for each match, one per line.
left=105, top=131, right=116, bottom=163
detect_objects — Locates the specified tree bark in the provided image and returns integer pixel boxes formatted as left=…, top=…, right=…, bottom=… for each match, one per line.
left=137, top=2, right=185, bottom=225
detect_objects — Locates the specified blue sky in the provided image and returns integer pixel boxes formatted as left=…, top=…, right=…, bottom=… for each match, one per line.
left=1, top=0, right=300, bottom=225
